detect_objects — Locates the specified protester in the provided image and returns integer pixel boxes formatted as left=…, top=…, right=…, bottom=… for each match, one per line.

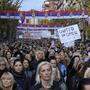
left=0, top=72, right=18, bottom=90
left=0, top=57, right=8, bottom=78
left=50, top=56, right=60, bottom=81
left=8, top=57, right=17, bottom=69
left=32, top=61, right=67, bottom=90
left=22, top=58, right=33, bottom=78
left=11, top=59, right=27, bottom=90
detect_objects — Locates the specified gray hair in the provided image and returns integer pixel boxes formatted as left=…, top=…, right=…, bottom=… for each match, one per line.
left=35, top=61, right=53, bottom=85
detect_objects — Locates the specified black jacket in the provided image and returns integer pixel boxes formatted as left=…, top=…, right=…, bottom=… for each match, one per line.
left=30, top=81, right=62, bottom=90
left=0, top=83, right=18, bottom=90
left=11, top=70, right=26, bottom=90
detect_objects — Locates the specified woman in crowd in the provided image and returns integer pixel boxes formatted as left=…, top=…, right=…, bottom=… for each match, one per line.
left=31, top=50, right=46, bottom=71
left=8, top=57, right=17, bottom=69
left=55, top=52, right=67, bottom=82
left=67, top=55, right=82, bottom=90
left=0, top=57, right=8, bottom=78
left=30, top=50, right=46, bottom=85
left=50, top=56, right=60, bottom=81
left=3, top=51, right=12, bottom=69
left=50, top=57, right=67, bottom=90
left=5, top=51, right=12, bottom=61
left=22, top=58, right=33, bottom=78
left=11, top=59, right=27, bottom=90
left=31, top=61, right=67, bottom=90
left=0, top=72, right=18, bottom=90
left=25, top=51, right=32, bottom=62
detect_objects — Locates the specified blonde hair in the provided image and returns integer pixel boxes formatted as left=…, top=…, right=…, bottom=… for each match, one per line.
left=0, top=72, right=15, bottom=88
left=35, top=50, right=45, bottom=60
left=84, top=68, right=90, bottom=78
left=1, top=72, right=15, bottom=83
left=35, top=61, right=53, bottom=85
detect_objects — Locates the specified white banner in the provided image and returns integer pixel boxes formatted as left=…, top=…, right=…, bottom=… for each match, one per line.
left=63, top=41, right=75, bottom=47
left=18, top=30, right=51, bottom=39
left=58, top=24, right=81, bottom=43
left=41, top=31, right=51, bottom=38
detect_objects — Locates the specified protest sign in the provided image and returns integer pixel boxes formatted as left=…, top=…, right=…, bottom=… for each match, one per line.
left=58, top=24, right=81, bottom=43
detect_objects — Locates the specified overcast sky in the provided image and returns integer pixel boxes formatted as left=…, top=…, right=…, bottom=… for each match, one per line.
left=20, top=0, right=45, bottom=11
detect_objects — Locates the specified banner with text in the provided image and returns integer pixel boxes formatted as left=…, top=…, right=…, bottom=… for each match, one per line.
left=58, top=24, right=81, bottom=43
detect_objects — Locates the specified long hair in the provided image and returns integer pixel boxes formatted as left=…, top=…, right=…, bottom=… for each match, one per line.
left=0, top=72, right=15, bottom=88
left=35, top=61, right=53, bottom=86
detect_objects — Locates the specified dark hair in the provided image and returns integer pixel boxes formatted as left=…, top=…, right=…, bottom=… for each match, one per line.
left=49, top=56, right=56, bottom=60
left=73, top=55, right=80, bottom=60
left=71, top=55, right=80, bottom=64
left=78, top=78, right=90, bottom=90
left=22, top=58, right=30, bottom=67
left=13, top=59, right=23, bottom=66
left=5, top=51, right=12, bottom=58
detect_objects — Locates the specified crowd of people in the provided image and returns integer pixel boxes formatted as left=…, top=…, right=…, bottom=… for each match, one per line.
left=0, top=39, right=90, bottom=90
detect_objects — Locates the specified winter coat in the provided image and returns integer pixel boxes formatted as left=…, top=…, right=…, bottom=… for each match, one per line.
left=30, top=80, right=67, bottom=90
left=0, top=83, right=18, bottom=90
left=11, top=70, right=26, bottom=90
left=24, top=68, right=33, bottom=78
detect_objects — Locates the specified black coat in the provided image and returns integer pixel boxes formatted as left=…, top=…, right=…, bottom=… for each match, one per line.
left=11, top=70, right=26, bottom=90
left=30, top=81, right=62, bottom=90
left=0, top=83, right=18, bottom=90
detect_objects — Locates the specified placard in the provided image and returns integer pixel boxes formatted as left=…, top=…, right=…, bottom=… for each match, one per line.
left=58, top=24, right=81, bottom=43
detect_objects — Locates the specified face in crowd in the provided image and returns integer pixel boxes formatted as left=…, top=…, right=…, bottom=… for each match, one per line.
left=8, top=57, right=16, bottom=68
left=0, top=58, right=6, bottom=70
left=6, top=52, right=12, bottom=59
left=35, top=50, right=45, bottom=60
left=59, top=51, right=65, bottom=61
left=25, top=54, right=31, bottom=61
left=13, top=60, right=23, bottom=73
left=1, top=72, right=14, bottom=88
left=23, top=59, right=29, bottom=69
left=73, top=56, right=80, bottom=69
left=55, top=53, right=60, bottom=63
left=39, top=63, right=52, bottom=81
left=50, top=59, right=57, bottom=68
